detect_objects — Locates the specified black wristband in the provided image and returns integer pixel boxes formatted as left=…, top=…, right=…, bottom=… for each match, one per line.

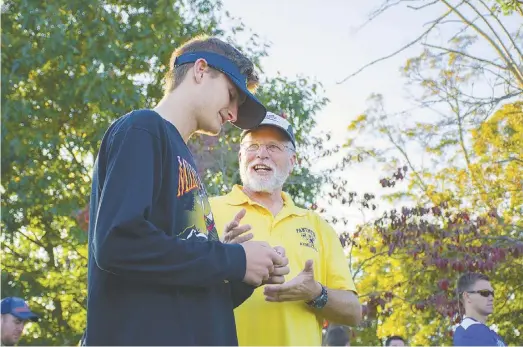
left=306, top=283, right=328, bottom=309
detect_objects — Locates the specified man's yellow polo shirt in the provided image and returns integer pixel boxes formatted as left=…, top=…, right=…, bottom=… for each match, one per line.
left=209, top=185, right=357, bottom=346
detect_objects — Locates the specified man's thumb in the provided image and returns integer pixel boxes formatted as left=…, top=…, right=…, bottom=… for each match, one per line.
left=274, top=246, right=285, bottom=257
left=303, top=259, right=314, bottom=273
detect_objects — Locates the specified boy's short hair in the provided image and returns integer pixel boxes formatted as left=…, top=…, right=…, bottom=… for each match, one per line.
left=164, top=35, right=259, bottom=94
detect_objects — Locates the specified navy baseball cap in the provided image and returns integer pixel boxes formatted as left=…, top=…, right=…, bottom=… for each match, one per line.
left=174, top=51, right=266, bottom=130
left=1, top=297, right=39, bottom=322
left=241, top=111, right=296, bottom=148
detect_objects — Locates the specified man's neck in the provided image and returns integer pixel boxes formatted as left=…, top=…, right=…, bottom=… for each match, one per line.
left=242, top=186, right=284, bottom=216
left=154, top=89, right=198, bottom=143
left=465, top=311, right=487, bottom=324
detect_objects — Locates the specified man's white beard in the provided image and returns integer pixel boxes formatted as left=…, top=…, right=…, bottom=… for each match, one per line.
left=240, top=160, right=291, bottom=193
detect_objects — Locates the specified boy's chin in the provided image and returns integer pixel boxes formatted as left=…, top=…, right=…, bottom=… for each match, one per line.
left=197, top=125, right=222, bottom=137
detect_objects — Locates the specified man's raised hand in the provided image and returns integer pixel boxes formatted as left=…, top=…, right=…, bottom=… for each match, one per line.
left=263, top=259, right=321, bottom=302
left=221, top=208, right=253, bottom=244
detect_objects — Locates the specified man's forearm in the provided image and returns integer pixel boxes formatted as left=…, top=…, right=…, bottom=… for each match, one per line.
left=314, top=289, right=362, bottom=326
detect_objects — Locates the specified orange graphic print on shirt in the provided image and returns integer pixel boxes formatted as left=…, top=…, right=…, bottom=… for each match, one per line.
left=176, top=156, right=219, bottom=242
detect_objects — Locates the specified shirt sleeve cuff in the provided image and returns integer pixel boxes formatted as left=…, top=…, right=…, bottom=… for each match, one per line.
left=223, top=243, right=247, bottom=282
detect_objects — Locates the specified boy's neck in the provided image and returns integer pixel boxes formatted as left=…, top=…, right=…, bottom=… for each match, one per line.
left=154, top=89, right=197, bottom=143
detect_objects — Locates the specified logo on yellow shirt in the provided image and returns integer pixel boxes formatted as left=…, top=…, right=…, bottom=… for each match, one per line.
left=297, top=227, right=317, bottom=251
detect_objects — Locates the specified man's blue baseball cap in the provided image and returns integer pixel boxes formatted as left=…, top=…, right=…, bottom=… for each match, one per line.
left=174, top=51, right=266, bottom=130
left=1, top=297, right=39, bottom=322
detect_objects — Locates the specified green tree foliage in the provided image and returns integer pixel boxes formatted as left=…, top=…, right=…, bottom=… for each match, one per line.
left=325, top=102, right=522, bottom=343
left=1, top=1, right=329, bottom=345
left=342, top=57, right=522, bottom=347
left=331, top=0, right=522, bottom=344
left=494, top=0, right=523, bottom=15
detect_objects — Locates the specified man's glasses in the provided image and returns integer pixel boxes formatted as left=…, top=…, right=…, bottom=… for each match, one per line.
left=241, top=142, right=294, bottom=154
left=466, top=290, right=495, bottom=298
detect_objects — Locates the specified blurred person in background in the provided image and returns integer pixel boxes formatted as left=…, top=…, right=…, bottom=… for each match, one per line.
left=384, top=335, right=406, bottom=346
left=323, top=325, right=350, bottom=346
left=1, top=297, right=39, bottom=346
left=453, top=272, right=505, bottom=346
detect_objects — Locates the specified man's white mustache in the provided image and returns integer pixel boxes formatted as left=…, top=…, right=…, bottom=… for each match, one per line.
left=249, top=162, right=275, bottom=171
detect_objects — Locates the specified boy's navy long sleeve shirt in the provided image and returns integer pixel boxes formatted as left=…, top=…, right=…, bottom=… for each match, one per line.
left=84, top=110, right=254, bottom=346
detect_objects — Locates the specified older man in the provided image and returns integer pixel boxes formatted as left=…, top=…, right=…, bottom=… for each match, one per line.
left=210, top=112, right=361, bottom=346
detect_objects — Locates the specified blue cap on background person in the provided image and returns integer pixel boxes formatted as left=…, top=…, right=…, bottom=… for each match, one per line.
left=1, top=297, right=39, bottom=322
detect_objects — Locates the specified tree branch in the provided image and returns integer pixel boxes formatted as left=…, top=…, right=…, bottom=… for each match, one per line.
left=72, top=246, right=88, bottom=260
left=73, top=297, right=87, bottom=311
left=385, top=128, right=429, bottom=192
left=440, top=0, right=523, bottom=87
left=353, top=250, right=392, bottom=279
left=458, top=90, right=522, bottom=108
left=353, top=0, right=404, bottom=33
left=338, top=7, right=455, bottom=84
left=17, top=229, right=46, bottom=249
left=2, top=244, right=25, bottom=259
left=447, top=15, right=481, bottom=42
left=450, top=86, right=492, bottom=206
left=348, top=237, right=355, bottom=274
left=422, top=43, right=507, bottom=70
left=62, top=143, right=91, bottom=178
left=472, top=66, right=523, bottom=96
left=496, top=283, right=523, bottom=313
left=496, top=157, right=523, bottom=165
left=476, top=0, right=523, bottom=63
left=407, top=0, right=438, bottom=10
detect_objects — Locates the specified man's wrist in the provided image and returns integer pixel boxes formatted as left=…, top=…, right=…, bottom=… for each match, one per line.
left=309, top=281, right=322, bottom=301
left=306, top=282, right=328, bottom=309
